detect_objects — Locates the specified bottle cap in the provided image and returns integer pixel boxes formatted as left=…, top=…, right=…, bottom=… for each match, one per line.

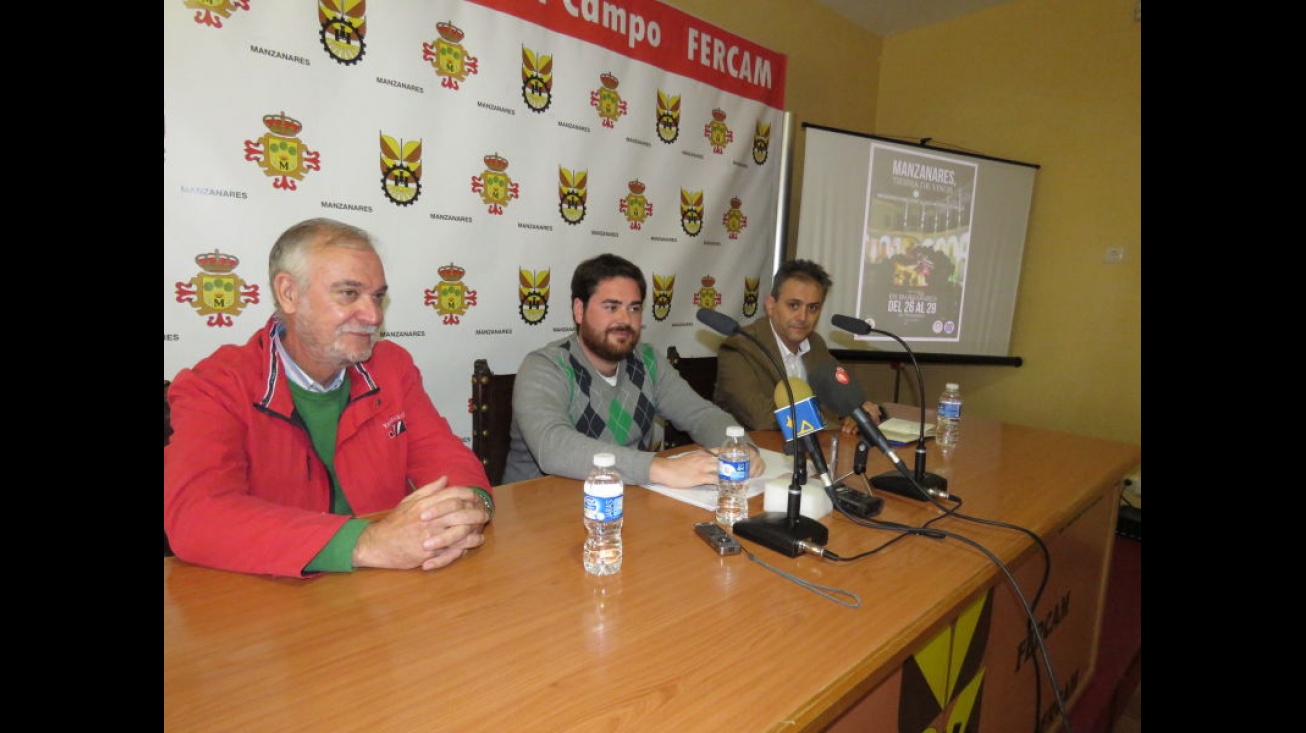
left=593, top=452, right=616, bottom=467
left=945, top=383, right=959, bottom=391
left=726, top=425, right=745, bottom=438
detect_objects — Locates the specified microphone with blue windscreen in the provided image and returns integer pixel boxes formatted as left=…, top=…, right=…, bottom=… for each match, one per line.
left=772, top=377, right=824, bottom=442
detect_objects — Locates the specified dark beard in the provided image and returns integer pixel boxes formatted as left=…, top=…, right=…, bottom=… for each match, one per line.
left=580, top=322, right=639, bottom=363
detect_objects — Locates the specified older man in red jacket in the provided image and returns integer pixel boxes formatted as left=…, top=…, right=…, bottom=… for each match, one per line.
left=165, top=218, right=493, bottom=578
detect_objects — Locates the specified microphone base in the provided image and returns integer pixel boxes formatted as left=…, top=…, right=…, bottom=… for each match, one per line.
left=870, top=471, right=948, bottom=502
left=731, top=512, right=829, bottom=557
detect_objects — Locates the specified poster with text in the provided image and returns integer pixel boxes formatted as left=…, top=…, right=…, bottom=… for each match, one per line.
left=855, top=144, right=975, bottom=342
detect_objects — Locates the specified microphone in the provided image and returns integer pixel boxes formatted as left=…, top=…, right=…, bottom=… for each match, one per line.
left=696, top=308, right=828, bottom=557
left=779, top=376, right=885, bottom=520
left=771, top=377, right=835, bottom=488
left=808, top=363, right=930, bottom=501
left=831, top=314, right=948, bottom=500
left=831, top=313, right=873, bottom=336
left=695, top=307, right=741, bottom=337
left=852, top=439, right=869, bottom=475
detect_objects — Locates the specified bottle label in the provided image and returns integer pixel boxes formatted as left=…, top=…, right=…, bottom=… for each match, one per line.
left=718, top=457, right=749, bottom=482
left=938, top=400, right=962, bottom=419
left=584, top=493, right=623, bottom=521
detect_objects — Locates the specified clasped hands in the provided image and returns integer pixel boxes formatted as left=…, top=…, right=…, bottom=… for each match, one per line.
left=352, top=476, right=491, bottom=572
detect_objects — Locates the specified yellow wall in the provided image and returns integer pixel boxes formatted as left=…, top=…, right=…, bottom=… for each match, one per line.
left=666, top=0, right=1141, bottom=446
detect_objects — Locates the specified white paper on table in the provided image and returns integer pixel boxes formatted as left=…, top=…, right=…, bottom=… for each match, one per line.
left=639, top=447, right=802, bottom=512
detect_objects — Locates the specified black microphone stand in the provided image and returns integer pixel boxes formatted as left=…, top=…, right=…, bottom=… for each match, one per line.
left=792, top=442, right=809, bottom=485
left=860, top=327, right=948, bottom=499
left=695, top=308, right=827, bottom=556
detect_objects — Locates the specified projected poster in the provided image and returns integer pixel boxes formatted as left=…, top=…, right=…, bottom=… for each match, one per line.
left=855, top=144, right=977, bottom=341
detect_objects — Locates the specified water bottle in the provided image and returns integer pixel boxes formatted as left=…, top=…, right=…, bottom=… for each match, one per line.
left=716, top=426, right=750, bottom=527
left=583, top=452, right=624, bottom=575
left=936, top=383, right=962, bottom=448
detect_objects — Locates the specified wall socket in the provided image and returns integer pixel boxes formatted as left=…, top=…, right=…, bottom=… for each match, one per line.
left=1105, top=246, right=1126, bottom=264
left=1123, top=470, right=1141, bottom=497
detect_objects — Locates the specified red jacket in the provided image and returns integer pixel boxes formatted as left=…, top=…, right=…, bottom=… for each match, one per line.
left=164, top=318, right=490, bottom=577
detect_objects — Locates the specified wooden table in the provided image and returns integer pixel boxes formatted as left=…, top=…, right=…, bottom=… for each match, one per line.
left=164, top=410, right=1140, bottom=732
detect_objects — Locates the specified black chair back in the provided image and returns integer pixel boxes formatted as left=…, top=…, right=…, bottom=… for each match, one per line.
left=471, top=359, right=516, bottom=486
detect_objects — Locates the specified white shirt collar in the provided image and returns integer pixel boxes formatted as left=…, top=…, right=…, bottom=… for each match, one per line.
left=273, top=322, right=346, bottom=393
left=768, top=321, right=811, bottom=381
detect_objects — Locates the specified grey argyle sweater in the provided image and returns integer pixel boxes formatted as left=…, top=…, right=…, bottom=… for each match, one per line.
left=502, top=333, right=737, bottom=485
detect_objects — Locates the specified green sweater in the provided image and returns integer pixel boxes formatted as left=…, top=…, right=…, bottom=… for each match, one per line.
left=289, top=379, right=369, bottom=573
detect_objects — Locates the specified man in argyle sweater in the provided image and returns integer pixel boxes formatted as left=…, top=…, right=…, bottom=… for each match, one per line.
left=503, top=253, right=764, bottom=488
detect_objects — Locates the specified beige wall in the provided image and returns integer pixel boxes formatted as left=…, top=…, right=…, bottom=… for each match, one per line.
left=666, top=0, right=1141, bottom=447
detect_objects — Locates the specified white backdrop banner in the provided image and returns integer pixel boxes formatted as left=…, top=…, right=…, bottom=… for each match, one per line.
left=165, top=0, right=787, bottom=442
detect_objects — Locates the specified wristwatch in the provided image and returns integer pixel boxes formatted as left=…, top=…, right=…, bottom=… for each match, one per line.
left=472, top=488, right=495, bottom=521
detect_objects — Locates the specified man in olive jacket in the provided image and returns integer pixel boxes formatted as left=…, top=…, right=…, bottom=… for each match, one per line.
left=714, top=259, right=883, bottom=433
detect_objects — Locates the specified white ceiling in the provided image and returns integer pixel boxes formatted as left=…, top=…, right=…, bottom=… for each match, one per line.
left=813, top=0, right=1018, bottom=37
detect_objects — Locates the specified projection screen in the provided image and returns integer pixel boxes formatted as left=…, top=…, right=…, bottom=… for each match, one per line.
left=794, top=124, right=1038, bottom=359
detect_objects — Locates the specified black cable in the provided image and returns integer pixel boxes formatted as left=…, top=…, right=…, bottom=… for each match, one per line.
left=946, top=505, right=1050, bottom=601
left=822, top=515, right=1073, bottom=733
left=890, top=478, right=1057, bottom=731
left=817, top=484, right=944, bottom=561
left=939, top=498, right=1057, bottom=732
left=858, top=453, right=1055, bottom=619
left=943, top=527, right=1072, bottom=733
left=823, top=473, right=1067, bottom=732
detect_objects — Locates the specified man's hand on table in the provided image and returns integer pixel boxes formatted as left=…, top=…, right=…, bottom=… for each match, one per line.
left=650, top=445, right=766, bottom=488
